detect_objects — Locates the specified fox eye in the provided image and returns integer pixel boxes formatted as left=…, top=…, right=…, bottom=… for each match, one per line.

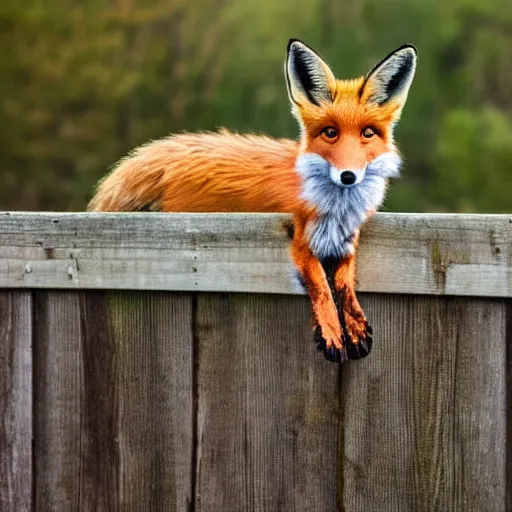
left=321, top=126, right=339, bottom=141
left=362, top=126, right=377, bottom=139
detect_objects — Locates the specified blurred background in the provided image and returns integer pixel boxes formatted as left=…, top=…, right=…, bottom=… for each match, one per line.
left=1, top=0, right=511, bottom=212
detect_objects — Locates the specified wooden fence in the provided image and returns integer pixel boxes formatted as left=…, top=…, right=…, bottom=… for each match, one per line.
left=0, top=212, right=510, bottom=511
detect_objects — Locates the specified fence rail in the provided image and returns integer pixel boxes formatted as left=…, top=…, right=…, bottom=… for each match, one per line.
left=0, top=212, right=511, bottom=511
left=0, top=211, right=509, bottom=296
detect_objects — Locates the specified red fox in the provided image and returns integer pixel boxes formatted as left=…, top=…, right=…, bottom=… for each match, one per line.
left=88, top=39, right=417, bottom=363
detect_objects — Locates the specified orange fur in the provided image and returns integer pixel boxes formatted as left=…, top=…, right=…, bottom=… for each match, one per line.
left=88, top=80, right=397, bottom=215
left=298, top=78, right=398, bottom=170
left=333, top=232, right=367, bottom=344
left=86, top=85, right=386, bottom=353
left=88, top=41, right=415, bottom=360
left=88, top=132, right=303, bottom=213
left=291, top=217, right=343, bottom=349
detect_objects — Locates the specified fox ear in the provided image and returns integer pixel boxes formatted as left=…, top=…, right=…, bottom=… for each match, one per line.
left=361, top=44, right=417, bottom=113
left=285, top=39, right=336, bottom=107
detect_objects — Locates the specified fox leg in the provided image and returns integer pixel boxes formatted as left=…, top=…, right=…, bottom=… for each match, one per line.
left=290, top=221, right=348, bottom=362
left=328, top=232, right=373, bottom=360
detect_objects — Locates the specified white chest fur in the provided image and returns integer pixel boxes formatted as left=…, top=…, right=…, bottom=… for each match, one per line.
left=306, top=214, right=357, bottom=260
left=295, top=152, right=402, bottom=260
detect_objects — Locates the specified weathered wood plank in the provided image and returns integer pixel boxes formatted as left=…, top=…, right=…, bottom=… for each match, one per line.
left=505, top=301, right=512, bottom=512
left=109, top=291, right=194, bottom=511
left=77, top=291, right=121, bottom=509
left=0, top=212, right=509, bottom=297
left=33, top=290, right=194, bottom=511
left=0, top=292, right=32, bottom=512
left=34, top=291, right=122, bottom=510
left=33, top=291, right=87, bottom=510
left=340, top=294, right=507, bottom=512
left=195, top=293, right=341, bottom=511
left=357, top=214, right=511, bottom=298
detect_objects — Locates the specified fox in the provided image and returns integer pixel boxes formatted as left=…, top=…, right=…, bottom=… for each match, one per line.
left=88, top=39, right=417, bottom=363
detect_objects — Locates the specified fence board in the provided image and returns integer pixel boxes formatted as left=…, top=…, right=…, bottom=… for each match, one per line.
left=109, top=291, right=194, bottom=511
left=506, top=301, right=512, bottom=512
left=0, top=212, right=509, bottom=297
left=33, top=290, right=194, bottom=511
left=0, top=211, right=509, bottom=511
left=195, top=293, right=341, bottom=511
left=340, top=294, right=506, bottom=512
left=33, top=291, right=104, bottom=510
left=0, top=291, right=32, bottom=512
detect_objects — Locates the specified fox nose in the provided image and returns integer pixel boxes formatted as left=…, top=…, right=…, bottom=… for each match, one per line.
left=340, top=171, right=356, bottom=186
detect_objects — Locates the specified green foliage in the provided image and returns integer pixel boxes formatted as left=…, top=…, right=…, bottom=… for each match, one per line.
left=0, top=0, right=510, bottom=212
left=433, top=107, right=512, bottom=212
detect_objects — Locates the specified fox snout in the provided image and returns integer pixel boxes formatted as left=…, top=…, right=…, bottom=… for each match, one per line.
left=329, top=167, right=366, bottom=188
left=340, top=171, right=356, bottom=186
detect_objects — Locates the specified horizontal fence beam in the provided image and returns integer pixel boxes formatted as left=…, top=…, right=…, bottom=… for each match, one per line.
left=0, top=212, right=509, bottom=297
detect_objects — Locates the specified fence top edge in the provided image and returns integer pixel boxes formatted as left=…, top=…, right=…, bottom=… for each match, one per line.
left=0, top=211, right=510, bottom=219
left=0, top=211, right=509, bottom=298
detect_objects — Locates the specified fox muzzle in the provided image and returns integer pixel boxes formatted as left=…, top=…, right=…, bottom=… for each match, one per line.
left=329, top=166, right=366, bottom=188
left=340, top=171, right=356, bottom=186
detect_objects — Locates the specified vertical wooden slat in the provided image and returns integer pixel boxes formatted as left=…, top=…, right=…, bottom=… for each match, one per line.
left=504, top=300, right=512, bottom=512
left=34, top=290, right=194, bottom=511
left=195, top=293, right=341, bottom=511
left=451, top=299, right=506, bottom=511
left=0, top=291, right=32, bottom=512
left=340, top=294, right=507, bottom=512
left=109, top=291, right=194, bottom=511
left=78, top=291, right=120, bottom=510
left=33, top=291, right=82, bottom=511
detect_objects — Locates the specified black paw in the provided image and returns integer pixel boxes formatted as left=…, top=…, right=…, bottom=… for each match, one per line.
left=314, top=326, right=347, bottom=363
left=344, top=331, right=372, bottom=360
left=313, top=325, right=373, bottom=363
left=336, top=306, right=373, bottom=360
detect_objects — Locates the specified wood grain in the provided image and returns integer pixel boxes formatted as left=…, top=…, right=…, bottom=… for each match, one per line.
left=78, top=291, right=120, bottom=510
left=194, top=293, right=342, bottom=511
left=0, top=212, right=509, bottom=297
left=33, top=290, right=194, bottom=511
left=0, top=292, right=32, bottom=512
left=505, top=300, right=512, bottom=512
left=1, top=286, right=509, bottom=510
left=339, top=294, right=507, bottom=512
left=33, top=291, right=90, bottom=510
left=108, top=291, right=194, bottom=511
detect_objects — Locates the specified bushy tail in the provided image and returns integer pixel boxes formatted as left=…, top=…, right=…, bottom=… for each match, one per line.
left=87, top=151, right=165, bottom=212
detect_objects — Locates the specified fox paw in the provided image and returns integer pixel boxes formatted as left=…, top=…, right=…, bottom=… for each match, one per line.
left=344, top=325, right=372, bottom=360
left=314, top=324, right=372, bottom=362
left=314, top=325, right=347, bottom=363
left=332, top=288, right=373, bottom=360
left=339, top=309, right=373, bottom=360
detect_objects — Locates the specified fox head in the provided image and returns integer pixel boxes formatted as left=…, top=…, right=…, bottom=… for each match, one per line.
left=286, top=39, right=416, bottom=187
left=285, top=39, right=417, bottom=258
